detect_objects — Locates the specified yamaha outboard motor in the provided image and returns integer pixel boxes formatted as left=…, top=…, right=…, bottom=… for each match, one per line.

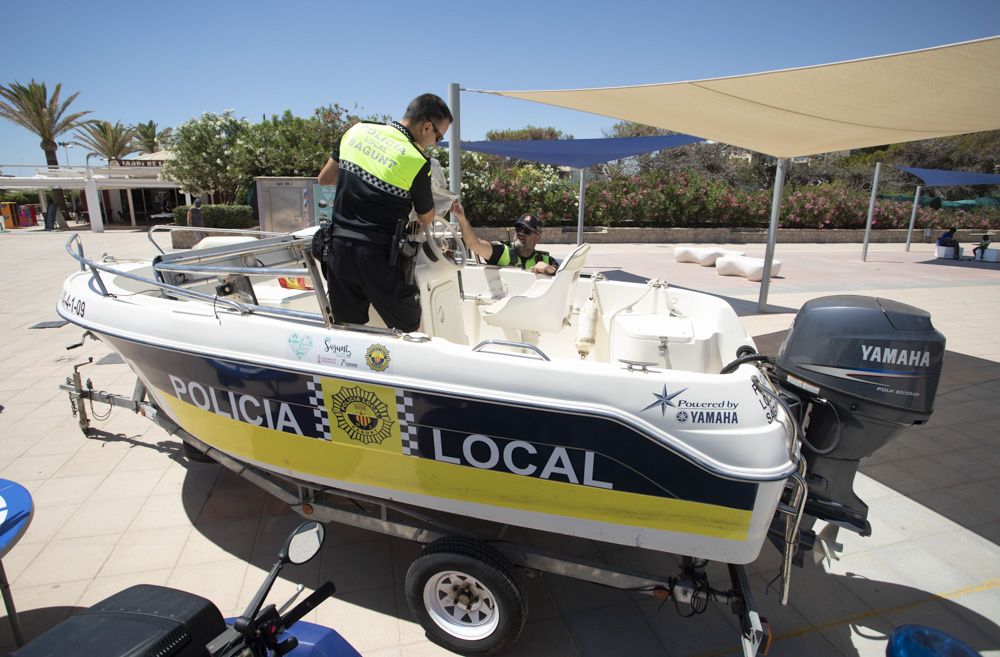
left=774, top=295, right=945, bottom=535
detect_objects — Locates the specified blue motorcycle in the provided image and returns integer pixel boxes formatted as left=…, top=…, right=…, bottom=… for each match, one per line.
left=10, top=521, right=360, bottom=657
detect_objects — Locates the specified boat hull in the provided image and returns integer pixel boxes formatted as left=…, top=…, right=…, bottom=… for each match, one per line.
left=99, top=332, right=784, bottom=564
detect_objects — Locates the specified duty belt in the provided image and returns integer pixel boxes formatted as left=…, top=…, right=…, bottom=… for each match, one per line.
left=332, top=223, right=394, bottom=246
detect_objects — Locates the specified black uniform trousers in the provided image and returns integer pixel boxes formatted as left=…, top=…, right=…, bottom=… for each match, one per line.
left=325, top=236, right=421, bottom=332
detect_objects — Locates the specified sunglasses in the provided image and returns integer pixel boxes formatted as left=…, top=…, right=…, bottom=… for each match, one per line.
left=430, top=122, right=446, bottom=143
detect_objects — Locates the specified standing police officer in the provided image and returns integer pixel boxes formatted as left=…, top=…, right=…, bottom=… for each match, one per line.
left=317, top=94, right=452, bottom=331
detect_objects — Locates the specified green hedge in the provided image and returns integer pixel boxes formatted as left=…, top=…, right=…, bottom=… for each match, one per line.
left=0, top=191, right=39, bottom=205
left=173, top=204, right=256, bottom=229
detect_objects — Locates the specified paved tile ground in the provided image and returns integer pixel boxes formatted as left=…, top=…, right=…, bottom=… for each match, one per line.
left=1, top=226, right=998, bottom=656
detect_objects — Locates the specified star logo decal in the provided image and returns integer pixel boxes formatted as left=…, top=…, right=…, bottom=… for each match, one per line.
left=641, top=386, right=688, bottom=416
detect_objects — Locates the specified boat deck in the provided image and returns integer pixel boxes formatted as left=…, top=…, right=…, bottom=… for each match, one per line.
left=1, top=229, right=998, bottom=656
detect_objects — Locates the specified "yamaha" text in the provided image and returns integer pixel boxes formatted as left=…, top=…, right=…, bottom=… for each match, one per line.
left=860, top=345, right=930, bottom=367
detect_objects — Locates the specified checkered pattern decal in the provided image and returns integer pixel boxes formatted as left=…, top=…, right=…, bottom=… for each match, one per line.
left=396, top=389, right=420, bottom=456
left=307, top=376, right=331, bottom=441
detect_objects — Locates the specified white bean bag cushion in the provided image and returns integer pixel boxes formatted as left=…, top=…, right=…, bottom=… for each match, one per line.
left=674, top=246, right=701, bottom=263
left=933, top=245, right=964, bottom=259
left=716, top=254, right=782, bottom=282
left=696, top=248, right=745, bottom=266
left=674, top=247, right=746, bottom=266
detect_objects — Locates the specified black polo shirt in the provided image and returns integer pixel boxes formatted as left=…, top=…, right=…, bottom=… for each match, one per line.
left=331, top=121, right=434, bottom=242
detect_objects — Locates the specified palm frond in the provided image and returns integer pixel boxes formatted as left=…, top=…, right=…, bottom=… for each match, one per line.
left=0, top=79, right=91, bottom=145
left=132, top=120, right=168, bottom=154
left=73, top=120, right=139, bottom=162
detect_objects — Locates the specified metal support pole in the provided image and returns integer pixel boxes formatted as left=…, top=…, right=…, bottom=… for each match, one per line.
left=126, top=188, right=137, bottom=227
left=576, top=168, right=587, bottom=246
left=861, top=162, right=881, bottom=262
left=448, top=83, right=461, bottom=203
left=0, top=561, right=25, bottom=646
left=905, top=185, right=922, bottom=252
left=84, top=174, right=105, bottom=233
left=757, top=158, right=787, bottom=313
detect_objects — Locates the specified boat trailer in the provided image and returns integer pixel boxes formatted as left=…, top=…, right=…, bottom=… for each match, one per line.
left=61, top=351, right=788, bottom=657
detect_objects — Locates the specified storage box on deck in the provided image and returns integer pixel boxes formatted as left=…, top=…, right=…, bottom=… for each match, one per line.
left=610, top=314, right=711, bottom=371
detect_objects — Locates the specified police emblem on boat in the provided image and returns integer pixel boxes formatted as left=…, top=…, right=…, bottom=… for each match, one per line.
left=330, top=385, right=393, bottom=445
left=365, top=344, right=391, bottom=372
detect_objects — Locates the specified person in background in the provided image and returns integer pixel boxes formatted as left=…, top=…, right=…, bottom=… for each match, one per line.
left=450, top=202, right=558, bottom=275
left=316, top=93, right=452, bottom=331
left=186, top=198, right=203, bottom=227
left=936, top=227, right=961, bottom=260
left=972, top=234, right=991, bottom=260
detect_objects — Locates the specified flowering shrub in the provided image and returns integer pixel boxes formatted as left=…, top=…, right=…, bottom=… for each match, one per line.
left=455, top=151, right=577, bottom=224
left=451, top=161, right=1000, bottom=230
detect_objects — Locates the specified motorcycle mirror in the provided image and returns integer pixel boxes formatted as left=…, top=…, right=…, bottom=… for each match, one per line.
left=283, top=521, right=325, bottom=565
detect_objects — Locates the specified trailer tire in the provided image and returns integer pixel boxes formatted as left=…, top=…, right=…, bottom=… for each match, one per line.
left=405, top=536, right=525, bottom=655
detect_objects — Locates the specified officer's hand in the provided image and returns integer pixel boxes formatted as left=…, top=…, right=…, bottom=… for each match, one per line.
left=531, top=261, right=556, bottom=275
left=451, top=200, right=464, bottom=218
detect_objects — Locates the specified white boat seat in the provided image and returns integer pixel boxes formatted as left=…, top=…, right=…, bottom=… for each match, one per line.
left=482, top=243, right=591, bottom=335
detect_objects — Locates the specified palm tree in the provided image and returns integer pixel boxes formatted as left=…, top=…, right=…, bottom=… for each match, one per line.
left=73, top=121, right=139, bottom=164
left=133, top=120, right=172, bottom=154
left=0, top=79, right=91, bottom=230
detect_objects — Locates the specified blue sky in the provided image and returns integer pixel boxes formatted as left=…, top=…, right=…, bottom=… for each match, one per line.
left=2, top=0, right=998, bottom=167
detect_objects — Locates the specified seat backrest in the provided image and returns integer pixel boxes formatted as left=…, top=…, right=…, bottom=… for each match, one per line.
left=482, top=243, right=590, bottom=333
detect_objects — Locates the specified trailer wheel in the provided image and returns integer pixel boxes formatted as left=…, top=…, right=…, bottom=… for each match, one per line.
left=405, top=536, right=526, bottom=655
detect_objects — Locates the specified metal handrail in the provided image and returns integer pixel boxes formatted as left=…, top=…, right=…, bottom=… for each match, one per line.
left=472, top=339, right=550, bottom=361
left=66, top=233, right=336, bottom=325
left=146, top=224, right=288, bottom=255
left=154, top=262, right=310, bottom=277
left=65, top=234, right=250, bottom=314
left=751, top=374, right=801, bottom=461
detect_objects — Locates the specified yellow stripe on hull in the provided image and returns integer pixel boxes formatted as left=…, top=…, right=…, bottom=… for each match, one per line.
left=163, top=394, right=751, bottom=541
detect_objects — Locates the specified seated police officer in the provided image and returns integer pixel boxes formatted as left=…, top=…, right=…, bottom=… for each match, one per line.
left=450, top=202, right=558, bottom=275
left=317, top=94, right=452, bottom=331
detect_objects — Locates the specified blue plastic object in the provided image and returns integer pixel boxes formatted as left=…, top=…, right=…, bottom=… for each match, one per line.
left=285, top=620, right=362, bottom=657
left=886, top=625, right=982, bottom=657
left=0, top=478, right=34, bottom=559
left=224, top=618, right=361, bottom=657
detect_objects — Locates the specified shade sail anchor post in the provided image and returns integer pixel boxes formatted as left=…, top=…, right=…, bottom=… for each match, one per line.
left=757, top=158, right=787, bottom=313
left=861, top=162, right=881, bottom=262
left=905, top=184, right=922, bottom=252
left=448, top=83, right=462, bottom=211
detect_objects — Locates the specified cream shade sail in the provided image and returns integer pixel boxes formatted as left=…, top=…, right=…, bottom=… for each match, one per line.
left=481, top=37, right=1000, bottom=158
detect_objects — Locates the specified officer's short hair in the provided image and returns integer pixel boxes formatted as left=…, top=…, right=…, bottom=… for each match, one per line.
left=403, top=94, right=453, bottom=125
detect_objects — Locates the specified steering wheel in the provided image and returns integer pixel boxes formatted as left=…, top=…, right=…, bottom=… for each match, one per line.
left=424, top=217, right=466, bottom=269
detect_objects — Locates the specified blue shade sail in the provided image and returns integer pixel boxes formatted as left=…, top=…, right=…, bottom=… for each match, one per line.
left=898, top=166, right=1000, bottom=187
left=441, top=134, right=704, bottom=168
